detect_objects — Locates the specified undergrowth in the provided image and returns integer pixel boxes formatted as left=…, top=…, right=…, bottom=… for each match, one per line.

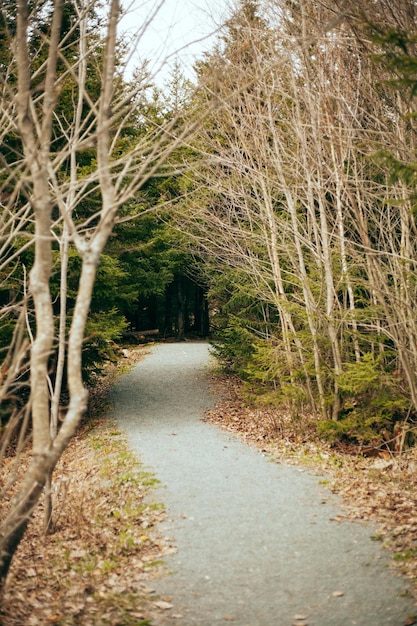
left=1, top=417, right=173, bottom=626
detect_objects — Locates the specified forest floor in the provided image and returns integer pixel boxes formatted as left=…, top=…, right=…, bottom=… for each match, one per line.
left=0, top=345, right=176, bottom=626
left=1, top=343, right=417, bottom=625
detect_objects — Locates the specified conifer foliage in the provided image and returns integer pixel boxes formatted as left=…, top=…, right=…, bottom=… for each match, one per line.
left=0, top=0, right=195, bottom=591
left=180, top=0, right=417, bottom=444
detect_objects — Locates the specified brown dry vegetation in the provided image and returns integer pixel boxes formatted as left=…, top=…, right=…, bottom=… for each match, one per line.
left=0, top=346, right=177, bottom=626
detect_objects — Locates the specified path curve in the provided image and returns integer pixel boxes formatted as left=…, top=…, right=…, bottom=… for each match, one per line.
left=110, top=342, right=415, bottom=626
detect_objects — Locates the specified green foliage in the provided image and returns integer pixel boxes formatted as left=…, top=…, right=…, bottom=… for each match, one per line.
left=244, top=339, right=288, bottom=384
left=368, top=25, right=417, bottom=211
left=208, top=267, right=282, bottom=377
left=337, top=354, right=380, bottom=396
left=183, top=1, right=417, bottom=448
left=86, top=308, right=128, bottom=344
left=82, top=308, right=129, bottom=380
left=319, top=354, right=409, bottom=444
left=211, top=319, right=257, bottom=377
left=243, top=338, right=310, bottom=410
left=110, top=214, right=183, bottom=302
left=93, top=254, right=138, bottom=311
left=0, top=319, right=17, bottom=354
left=50, top=247, right=133, bottom=379
left=370, top=28, right=417, bottom=96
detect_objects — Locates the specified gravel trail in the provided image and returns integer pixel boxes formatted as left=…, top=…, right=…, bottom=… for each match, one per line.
left=110, top=342, right=416, bottom=626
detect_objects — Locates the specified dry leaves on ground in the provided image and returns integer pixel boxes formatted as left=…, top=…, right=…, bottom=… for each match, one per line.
left=1, top=345, right=177, bottom=626
left=204, top=373, right=417, bottom=600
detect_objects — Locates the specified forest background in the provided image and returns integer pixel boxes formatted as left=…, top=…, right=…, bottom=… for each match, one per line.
left=1, top=0, right=417, bottom=604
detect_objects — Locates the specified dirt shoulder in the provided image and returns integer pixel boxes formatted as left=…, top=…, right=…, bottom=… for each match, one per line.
left=204, top=373, right=417, bottom=603
left=1, top=345, right=176, bottom=626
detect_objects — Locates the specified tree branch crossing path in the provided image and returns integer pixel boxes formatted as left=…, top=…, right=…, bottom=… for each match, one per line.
left=110, top=342, right=416, bottom=626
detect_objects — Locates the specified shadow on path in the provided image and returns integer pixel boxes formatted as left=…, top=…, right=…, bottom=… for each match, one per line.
left=111, top=342, right=415, bottom=626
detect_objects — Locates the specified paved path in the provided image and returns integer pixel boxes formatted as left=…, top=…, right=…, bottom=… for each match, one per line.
left=110, top=342, right=416, bottom=625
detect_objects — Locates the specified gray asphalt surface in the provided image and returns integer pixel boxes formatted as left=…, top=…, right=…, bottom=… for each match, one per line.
left=110, top=342, right=416, bottom=626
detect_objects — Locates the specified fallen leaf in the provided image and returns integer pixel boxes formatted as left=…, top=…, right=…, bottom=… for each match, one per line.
left=154, top=601, right=173, bottom=610
left=70, top=548, right=87, bottom=558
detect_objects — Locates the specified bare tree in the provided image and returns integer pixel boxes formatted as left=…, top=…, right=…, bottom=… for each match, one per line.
left=0, top=0, right=196, bottom=591
left=182, top=0, right=417, bottom=426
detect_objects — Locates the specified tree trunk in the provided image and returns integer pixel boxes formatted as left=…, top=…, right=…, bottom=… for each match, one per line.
left=177, top=276, right=185, bottom=341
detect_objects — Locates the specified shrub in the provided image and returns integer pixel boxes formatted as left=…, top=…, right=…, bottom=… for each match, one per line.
left=318, top=354, right=410, bottom=445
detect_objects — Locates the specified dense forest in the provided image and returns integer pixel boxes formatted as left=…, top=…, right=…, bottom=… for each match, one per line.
left=189, top=0, right=417, bottom=446
left=1, top=0, right=417, bottom=594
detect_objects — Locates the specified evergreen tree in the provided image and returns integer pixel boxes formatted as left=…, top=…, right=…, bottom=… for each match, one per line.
left=181, top=0, right=417, bottom=441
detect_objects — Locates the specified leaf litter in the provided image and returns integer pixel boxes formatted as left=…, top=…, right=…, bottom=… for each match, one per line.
left=0, top=346, right=176, bottom=626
